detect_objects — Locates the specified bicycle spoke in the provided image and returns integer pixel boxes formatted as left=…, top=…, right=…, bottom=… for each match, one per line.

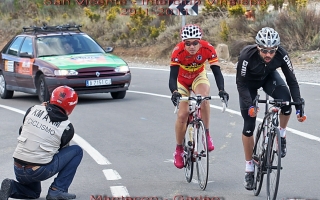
left=184, top=124, right=194, bottom=183
left=253, top=123, right=265, bottom=196
left=196, top=121, right=208, bottom=190
left=267, top=128, right=281, bottom=200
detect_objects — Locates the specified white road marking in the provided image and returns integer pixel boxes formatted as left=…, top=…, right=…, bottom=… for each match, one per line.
left=127, top=91, right=320, bottom=143
left=72, top=134, right=111, bottom=165
left=191, top=179, right=214, bottom=184
left=299, top=82, right=320, bottom=86
left=110, top=186, right=130, bottom=197
left=130, top=67, right=320, bottom=86
left=103, top=169, right=122, bottom=180
left=0, top=104, right=25, bottom=114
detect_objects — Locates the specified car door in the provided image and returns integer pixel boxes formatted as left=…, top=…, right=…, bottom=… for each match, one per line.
left=15, top=36, right=36, bottom=93
left=1, top=36, right=25, bottom=90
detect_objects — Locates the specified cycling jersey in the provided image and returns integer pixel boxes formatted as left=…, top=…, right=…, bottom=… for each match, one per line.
left=236, top=45, right=301, bottom=108
left=169, top=40, right=220, bottom=92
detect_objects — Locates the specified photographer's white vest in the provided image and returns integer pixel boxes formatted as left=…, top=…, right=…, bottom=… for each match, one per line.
left=13, top=105, right=70, bottom=164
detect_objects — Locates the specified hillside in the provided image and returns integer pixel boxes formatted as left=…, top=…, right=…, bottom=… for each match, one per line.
left=0, top=0, right=319, bottom=73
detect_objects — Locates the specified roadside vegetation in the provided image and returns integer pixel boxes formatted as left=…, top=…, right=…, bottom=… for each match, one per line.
left=0, top=0, right=319, bottom=62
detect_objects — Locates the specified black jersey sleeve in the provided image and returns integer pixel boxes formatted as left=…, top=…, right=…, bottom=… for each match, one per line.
left=278, top=47, right=301, bottom=107
left=210, top=65, right=224, bottom=91
left=169, top=65, right=179, bottom=93
left=236, top=48, right=253, bottom=108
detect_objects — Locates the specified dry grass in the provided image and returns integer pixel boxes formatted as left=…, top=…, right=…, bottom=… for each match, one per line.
left=0, top=1, right=320, bottom=62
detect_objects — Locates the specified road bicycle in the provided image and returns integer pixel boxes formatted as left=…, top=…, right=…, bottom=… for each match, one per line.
left=175, top=92, right=227, bottom=190
left=252, top=93, right=305, bottom=200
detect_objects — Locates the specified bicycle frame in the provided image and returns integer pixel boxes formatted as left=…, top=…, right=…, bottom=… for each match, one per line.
left=174, top=92, right=227, bottom=190
left=253, top=93, right=305, bottom=200
left=261, top=94, right=280, bottom=150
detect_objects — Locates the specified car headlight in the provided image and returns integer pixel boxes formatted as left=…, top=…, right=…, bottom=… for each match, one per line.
left=115, top=66, right=129, bottom=72
left=54, top=70, right=78, bottom=76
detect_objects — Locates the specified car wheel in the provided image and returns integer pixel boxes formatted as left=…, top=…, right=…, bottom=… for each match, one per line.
left=0, top=72, right=14, bottom=99
left=37, top=74, right=50, bottom=102
left=111, top=91, right=126, bottom=99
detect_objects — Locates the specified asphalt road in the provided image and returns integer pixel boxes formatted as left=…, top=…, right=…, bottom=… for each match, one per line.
left=0, top=67, right=319, bottom=200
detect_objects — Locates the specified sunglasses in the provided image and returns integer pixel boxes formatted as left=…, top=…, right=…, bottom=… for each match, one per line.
left=185, top=40, right=200, bottom=46
left=258, top=46, right=278, bottom=54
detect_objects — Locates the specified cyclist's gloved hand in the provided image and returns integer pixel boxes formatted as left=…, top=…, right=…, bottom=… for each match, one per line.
left=296, top=110, right=307, bottom=122
left=171, top=91, right=182, bottom=106
left=219, top=90, right=229, bottom=101
left=248, top=106, right=259, bottom=117
left=296, top=97, right=306, bottom=122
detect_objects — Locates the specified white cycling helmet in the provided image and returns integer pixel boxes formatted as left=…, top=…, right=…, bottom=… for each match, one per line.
left=255, top=27, right=280, bottom=48
left=180, top=24, right=202, bottom=41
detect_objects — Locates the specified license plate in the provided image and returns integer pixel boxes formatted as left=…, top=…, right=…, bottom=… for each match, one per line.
left=86, top=79, right=111, bottom=86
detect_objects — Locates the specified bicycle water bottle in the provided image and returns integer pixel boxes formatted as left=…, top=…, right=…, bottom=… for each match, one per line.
left=188, top=126, right=194, bottom=146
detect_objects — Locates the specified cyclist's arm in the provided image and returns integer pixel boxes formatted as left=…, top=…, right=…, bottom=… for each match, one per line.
left=169, top=65, right=179, bottom=93
left=279, top=52, right=302, bottom=109
left=210, top=65, right=224, bottom=91
left=236, top=59, right=252, bottom=108
left=60, top=123, right=75, bottom=149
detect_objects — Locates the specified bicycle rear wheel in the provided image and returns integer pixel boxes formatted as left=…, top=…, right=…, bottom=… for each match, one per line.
left=266, top=128, right=281, bottom=200
left=195, top=120, right=208, bottom=190
left=252, top=123, right=265, bottom=196
left=184, top=123, right=194, bottom=183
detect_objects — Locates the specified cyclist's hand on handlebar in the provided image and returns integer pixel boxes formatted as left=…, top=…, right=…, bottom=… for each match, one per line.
left=219, top=90, right=229, bottom=101
left=296, top=110, right=307, bottom=122
left=296, top=97, right=306, bottom=122
left=171, top=91, right=182, bottom=106
left=248, top=106, right=259, bottom=117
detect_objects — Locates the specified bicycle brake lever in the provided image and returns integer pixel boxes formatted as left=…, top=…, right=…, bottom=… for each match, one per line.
left=174, top=97, right=180, bottom=114
left=223, top=95, right=228, bottom=107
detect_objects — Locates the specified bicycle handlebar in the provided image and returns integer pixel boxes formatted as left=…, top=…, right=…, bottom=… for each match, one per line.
left=257, top=99, right=302, bottom=106
left=174, top=95, right=227, bottom=113
left=253, top=94, right=305, bottom=117
left=179, top=95, right=221, bottom=101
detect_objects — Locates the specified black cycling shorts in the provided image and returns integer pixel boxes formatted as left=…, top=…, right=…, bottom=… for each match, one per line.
left=239, top=71, right=292, bottom=137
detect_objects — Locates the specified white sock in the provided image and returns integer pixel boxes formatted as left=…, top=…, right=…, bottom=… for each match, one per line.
left=245, top=160, right=254, bottom=172
left=280, top=127, right=286, bottom=138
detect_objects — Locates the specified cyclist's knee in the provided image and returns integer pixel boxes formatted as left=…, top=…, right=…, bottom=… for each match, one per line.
left=201, top=100, right=210, bottom=106
left=243, top=119, right=255, bottom=137
left=242, top=128, right=254, bottom=137
left=281, top=106, right=292, bottom=115
left=177, top=106, right=189, bottom=120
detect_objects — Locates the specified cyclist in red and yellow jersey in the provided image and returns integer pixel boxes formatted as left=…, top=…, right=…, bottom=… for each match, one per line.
left=169, top=24, right=229, bottom=169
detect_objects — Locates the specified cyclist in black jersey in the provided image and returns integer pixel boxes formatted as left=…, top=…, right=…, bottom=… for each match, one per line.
left=236, top=27, right=307, bottom=190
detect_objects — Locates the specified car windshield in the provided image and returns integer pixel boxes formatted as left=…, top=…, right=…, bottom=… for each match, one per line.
left=36, top=34, right=105, bottom=57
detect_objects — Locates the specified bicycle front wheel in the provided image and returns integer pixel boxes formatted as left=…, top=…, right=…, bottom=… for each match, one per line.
left=195, top=120, right=208, bottom=190
left=266, top=128, right=281, bottom=200
left=184, top=124, right=194, bottom=183
left=252, top=123, right=265, bottom=196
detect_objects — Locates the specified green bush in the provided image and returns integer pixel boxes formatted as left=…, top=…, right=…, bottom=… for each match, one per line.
left=0, top=0, right=319, bottom=60
left=228, top=4, right=245, bottom=17
left=220, top=20, right=229, bottom=42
